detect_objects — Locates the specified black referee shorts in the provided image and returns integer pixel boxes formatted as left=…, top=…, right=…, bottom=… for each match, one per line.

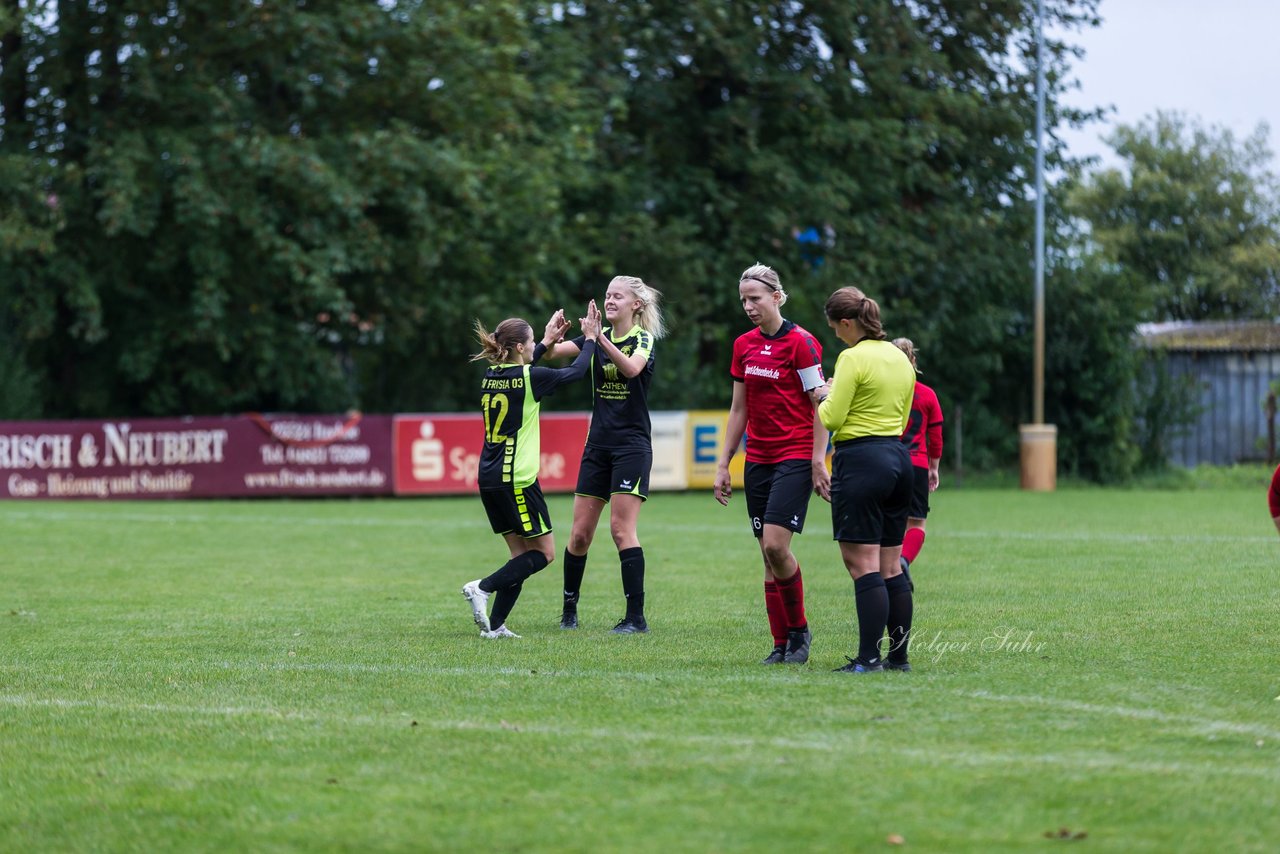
left=744, top=459, right=813, bottom=538
left=480, top=481, right=552, bottom=538
left=830, top=437, right=913, bottom=546
left=908, top=464, right=930, bottom=519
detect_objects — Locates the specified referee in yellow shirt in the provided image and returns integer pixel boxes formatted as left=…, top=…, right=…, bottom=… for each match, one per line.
left=810, top=286, right=917, bottom=674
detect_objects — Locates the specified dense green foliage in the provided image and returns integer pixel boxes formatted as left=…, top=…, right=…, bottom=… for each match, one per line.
left=1058, top=114, right=1280, bottom=477
left=4, top=491, right=1279, bottom=850
left=4, top=3, right=1275, bottom=478
left=1070, top=112, right=1280, bottom=322
left=1, top=2, right=1099, bottom=458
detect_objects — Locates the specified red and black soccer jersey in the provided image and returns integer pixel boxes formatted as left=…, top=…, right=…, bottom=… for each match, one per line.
left=1269, top=463, right=1280, bottom=518
left=899, top=380, right=944, bottom=468
left=730, top=320, right=824, bottom=464
left=571, top=326, right=656, bottom=450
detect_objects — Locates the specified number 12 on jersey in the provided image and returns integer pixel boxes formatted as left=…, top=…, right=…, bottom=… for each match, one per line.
left=481, top=392, right=510, bottom=443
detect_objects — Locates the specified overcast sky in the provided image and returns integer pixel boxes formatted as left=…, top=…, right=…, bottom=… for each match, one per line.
left=1054, top=0, right=1280, bottom=168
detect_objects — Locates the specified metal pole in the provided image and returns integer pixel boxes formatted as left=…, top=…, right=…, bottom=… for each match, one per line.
left=1033, top=0, right=1046, bottom=425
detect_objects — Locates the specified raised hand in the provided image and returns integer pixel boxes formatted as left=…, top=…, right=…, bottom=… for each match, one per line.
left=580, top=300, right=602, bottom=341
left=542, top=309, right=572, bottom=347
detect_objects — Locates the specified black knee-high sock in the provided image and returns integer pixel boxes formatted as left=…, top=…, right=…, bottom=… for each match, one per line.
left=885, top=573, right=913, bottom=663
left=489, top=582, right=523, bottom=628
left=562, top=549, right=588, bottom=608
left=853, top=572, right=888, bottom=663
left=480, top=551, right=548, bottom=593
left=619, top=547, right=645, bottom=618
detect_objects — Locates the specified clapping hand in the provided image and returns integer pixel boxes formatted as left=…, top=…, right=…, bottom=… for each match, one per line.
left=542, top=309, right=572, bottom=347
left=580, top=300, right=602, bottom=341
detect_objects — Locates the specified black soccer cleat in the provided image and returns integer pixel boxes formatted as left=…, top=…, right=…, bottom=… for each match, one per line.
left=782, top=626, right=812, bottom=664
left=833, top=656, right=885, bottom=674
left=610, top=616, right=649, bottom=634
left=884, top=659, right=912, bottom=672
left=761, top=645, right=787, bottom=665
left=560, top=609, right=579, bottom=630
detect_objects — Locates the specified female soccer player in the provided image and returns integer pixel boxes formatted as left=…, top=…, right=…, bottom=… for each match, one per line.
left=461, top=304, right=601, bottom=638
left=1269, top=463, right=1280, bottom=536
left=811, top=287, right=916, bottom=673
left=892, top=338, right=944, bottom=589
left=713, top=264, right=830, bottom=665
left=542, top=276, right=665, bottom=634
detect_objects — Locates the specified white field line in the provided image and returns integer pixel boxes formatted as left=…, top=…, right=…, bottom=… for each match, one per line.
left=6, top=660, right=1280, bottom=742
left=1, top=692, right=1275, bottom=782
left=0, top=509, right=480, bottom=530
left=960, top=690, right=1280, bottom=741
left=0, top=508, right=1271, bottom=543
left=6, top=656, right=1278, bottom=744
left=942, top=529, right=1276, bottom=545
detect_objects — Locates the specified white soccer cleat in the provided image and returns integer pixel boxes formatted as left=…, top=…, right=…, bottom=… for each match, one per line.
left=461, top=580, right=491, bottom=632
left=481, top=624, right=521, bottom=639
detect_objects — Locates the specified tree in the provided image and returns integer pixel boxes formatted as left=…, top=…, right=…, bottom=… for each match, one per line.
left=1, top=1, right=587, bottom=417
left=1069, top=112, right=1280, bottom=322
left=1043, top=250, right=1143, bottom=482
left=530, top=0, right=1102, bottom=470
left=2, top=0, right=1106, bottom=481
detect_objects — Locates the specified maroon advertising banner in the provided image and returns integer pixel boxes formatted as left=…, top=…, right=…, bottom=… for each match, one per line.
left=0, top=414, right=393, bottom=499
left=393, top=413, right=589, bottom=495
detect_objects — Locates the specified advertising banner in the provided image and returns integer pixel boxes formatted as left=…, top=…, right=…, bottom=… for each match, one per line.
left=0, top=414, right=393, bottom=499
left=649, top=411, right=688, bottom=491
left=686, top=410, right=745, bottom=489
left=393, top=413, right=589, bottom=495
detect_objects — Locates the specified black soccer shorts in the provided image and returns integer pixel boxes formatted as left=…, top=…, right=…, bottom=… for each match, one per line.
left=830, top=437, right=913, bottom=546
left=480, top=481, right=553, bottom=538
left=744, top=459, right=814, bottom=538
left=574, top=445, right=652, bottom=502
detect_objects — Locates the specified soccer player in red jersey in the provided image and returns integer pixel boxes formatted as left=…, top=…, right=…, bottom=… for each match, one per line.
left=892, top=338, right=944, bottom=588
left=1269, top=463, right=1280, bottom=536
left=714, top=264, right=830, bottom=665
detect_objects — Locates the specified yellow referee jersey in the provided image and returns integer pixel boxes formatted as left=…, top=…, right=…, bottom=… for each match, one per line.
left=818, top=339, right=916, bottom=441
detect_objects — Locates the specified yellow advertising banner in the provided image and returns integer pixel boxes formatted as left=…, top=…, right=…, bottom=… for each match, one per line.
left=686, top=410, right=744, bottom=489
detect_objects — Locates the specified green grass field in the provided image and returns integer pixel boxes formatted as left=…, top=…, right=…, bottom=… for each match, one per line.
left=3, top=487, right=1278, bottom=852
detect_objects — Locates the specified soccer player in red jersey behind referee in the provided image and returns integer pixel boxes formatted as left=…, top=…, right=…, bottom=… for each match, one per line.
left=892, top=338, right=944, bottom=589
left=714, top=264, right=831, bottom=665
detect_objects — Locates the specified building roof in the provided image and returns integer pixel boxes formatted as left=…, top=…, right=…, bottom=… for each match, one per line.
left=1136, top=320, right=1280, bottom=352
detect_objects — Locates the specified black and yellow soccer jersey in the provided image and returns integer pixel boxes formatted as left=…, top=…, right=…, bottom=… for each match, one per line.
left=571, top=326, right=656, bottom=450
left=477, top=342, right=596, bottom=490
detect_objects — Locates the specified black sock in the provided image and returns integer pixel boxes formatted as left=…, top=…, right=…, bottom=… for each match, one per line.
left=489, top=582, right=523, bottom=628
left=562, top=549, right=587, bottom=609
left=885, top=573, right=913, bottom=663
left=480, top=551, right=549, bottom=593
left=853, top=572, right=888, bottom=663
left=619, top=547, right=645, bottom=618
